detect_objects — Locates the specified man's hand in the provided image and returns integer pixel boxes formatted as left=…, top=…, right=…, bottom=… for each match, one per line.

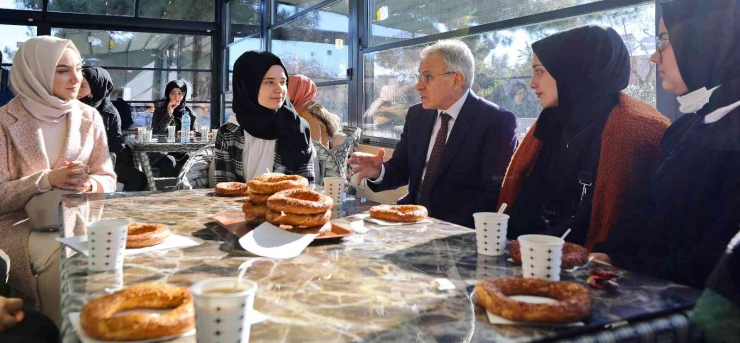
left=348, top=149, right=385, bottom=185
left=0, top=297, right=24, bottom=333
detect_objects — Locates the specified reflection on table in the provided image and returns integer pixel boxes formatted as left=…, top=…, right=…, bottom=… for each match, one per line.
left=59, top=190, right=701, bottom=343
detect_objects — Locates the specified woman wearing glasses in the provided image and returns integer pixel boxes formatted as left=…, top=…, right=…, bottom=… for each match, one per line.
left=499, top=25, right=670, bottom=251
left=594, top=0, right=740, bottom=289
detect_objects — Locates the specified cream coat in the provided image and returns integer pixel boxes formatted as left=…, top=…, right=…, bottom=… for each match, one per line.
left=0, top=97, right=116, bottom=303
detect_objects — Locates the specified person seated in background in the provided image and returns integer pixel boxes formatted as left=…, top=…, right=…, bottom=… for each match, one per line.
left=78, top=67, right=146, bottom=191
left=287, top=74, right=345, bottom=149
left=498, top=25, right=670, bottom=251
left=149, top=80, right=196, bottom=176
left=593, top=0, right=740, bottom=289
left=349, top=39, right=517, bottom=228
left=0, top=36, right=116, bottom=322
left=151, top=79, right=196, bottom=135
left=214, top=51, right=315, bottom=183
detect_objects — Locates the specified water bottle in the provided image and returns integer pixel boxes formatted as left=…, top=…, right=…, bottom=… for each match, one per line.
left=181, top=110, right=191, bottom=143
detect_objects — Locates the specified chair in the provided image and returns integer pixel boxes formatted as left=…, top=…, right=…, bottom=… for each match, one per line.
left=175, top=142, right=215, bottom=190
left=313, top=126, right=361, bottom=191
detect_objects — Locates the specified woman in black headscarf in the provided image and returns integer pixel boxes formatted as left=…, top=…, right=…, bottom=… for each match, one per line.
left=78, top=67, right=146, bottom=191
left=594, top=0, right=740, bottom=289
left=78, top=67, right=125, bottom=154
left=499, top=25, right=670, bottom=251
left=151, top=80, right=196, bottom=135
left=214, top=51, right=315, bottom=183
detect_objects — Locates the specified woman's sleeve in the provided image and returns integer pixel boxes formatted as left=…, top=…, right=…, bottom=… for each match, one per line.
left=213, top=128, right=236, bottom=183
left=151, top=106, right=171, bottom=134
left=87, top=114, right=118, bottom=192
left=188, top=107, right=196, bottom=131
left=275, top=142, right=316, bottom=184
left=0, top=127, right=48, bottom=215
left=107, top=111, right=126, bottom=154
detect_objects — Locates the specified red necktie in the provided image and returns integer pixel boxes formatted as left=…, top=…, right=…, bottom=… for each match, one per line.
left=418, top=112, right=452, bottom=207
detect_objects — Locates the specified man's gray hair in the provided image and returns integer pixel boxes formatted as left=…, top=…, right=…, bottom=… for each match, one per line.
left=421, top=39, right=475, bottom=89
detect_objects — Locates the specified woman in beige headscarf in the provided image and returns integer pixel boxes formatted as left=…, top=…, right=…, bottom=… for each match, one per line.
left=0, top=36, right=116, bottom=322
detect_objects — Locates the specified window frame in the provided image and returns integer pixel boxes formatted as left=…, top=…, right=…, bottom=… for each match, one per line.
left=355, top=0, right=664, bottom=145
left=0, top=0, right=223, bottom=128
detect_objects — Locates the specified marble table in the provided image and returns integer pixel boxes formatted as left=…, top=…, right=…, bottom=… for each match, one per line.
left=58, top=190, right=700, bottom=343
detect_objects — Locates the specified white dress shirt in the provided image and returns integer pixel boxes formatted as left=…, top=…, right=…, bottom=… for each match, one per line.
left=372, top=89, right=470, bottom=183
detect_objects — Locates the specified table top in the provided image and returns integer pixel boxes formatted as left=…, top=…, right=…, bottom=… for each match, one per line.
left=124, top=135, right=211, bottom=152
left=59, top=190, right=700, bottom=343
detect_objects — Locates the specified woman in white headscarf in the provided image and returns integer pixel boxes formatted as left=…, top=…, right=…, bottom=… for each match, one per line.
left=0, top=36, right=116, bottom=322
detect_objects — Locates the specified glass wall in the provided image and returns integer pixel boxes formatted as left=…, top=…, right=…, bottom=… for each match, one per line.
left=363, top=3, right=656, bottom=140
left=271, top=0, right=350, bottom=124
left=138, top=0, right=215, bottom=21
left=0, top=0, right=41, bottom=10
left=48, top=0, right=135, bottom=15
left=272, top=1, right=349, bottom=82
left=0, top=24, right=37, bottom=64
left=53, top=28, right=214, bottom=127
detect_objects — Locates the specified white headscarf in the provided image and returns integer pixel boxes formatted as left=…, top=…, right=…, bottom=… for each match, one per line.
left=10, top=36, right=81, bottom=124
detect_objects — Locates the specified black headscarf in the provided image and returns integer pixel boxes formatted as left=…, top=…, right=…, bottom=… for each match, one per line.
left=662, top=0, right=740, bottom=116
left=531, top=25, right=631, bottom=141
left=80, top=67, right=126, bottom=154
left=163, top=79, right=189, bottom=117
left=80, top=67, right=120, bottom=119
left=232, top=50, right=312, bottom=173
left=81, top=67, right=113, bottom=108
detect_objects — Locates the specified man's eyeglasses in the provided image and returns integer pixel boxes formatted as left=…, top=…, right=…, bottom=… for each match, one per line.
left=414, top=71, right=456, bottom=85
left=656, top=36, right=671, bottom=57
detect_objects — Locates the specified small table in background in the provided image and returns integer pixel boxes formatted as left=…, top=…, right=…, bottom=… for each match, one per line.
left=126, top=136, right=210, bottom=191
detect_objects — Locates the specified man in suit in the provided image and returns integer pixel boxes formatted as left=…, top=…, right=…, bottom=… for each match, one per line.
left=349, top=39, right=517, bottom=228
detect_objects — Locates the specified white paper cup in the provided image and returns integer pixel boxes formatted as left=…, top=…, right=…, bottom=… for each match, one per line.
left=473, top=212, right=509, bottom=256
left=211, top=129, right=218, bottom=141
left=323, top=177, right=345, bottom=218
left=518, top=234, right=564, bottom=281
left=167, top=125, right=176, bottom=142
left=199, top=127, right=210, bottom=142
left=191, top=277, right=258, bottom=343
left=87, top=219, right=130, bottom=272
left=136, top=127, right=146, bottom=143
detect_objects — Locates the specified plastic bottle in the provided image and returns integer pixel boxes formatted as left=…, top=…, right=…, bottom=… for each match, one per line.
left=181, top=110, right=191, bottom=143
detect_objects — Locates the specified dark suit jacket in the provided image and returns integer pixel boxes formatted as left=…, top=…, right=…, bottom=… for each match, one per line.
left=368, top=91, right=517, bottom=227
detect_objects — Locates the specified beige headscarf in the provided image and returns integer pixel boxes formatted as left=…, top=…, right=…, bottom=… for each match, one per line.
left=10, top=36, right=81, bottom=124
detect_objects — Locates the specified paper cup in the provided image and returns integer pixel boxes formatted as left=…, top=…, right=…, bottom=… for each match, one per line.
left=167, top=125, right=176, bottom=142
left=518, top=234, right=564, bottom=281
left=199, top=127, right=210, bottom=142
left=323, top=177, right=345, bottom=218
left=473, top=212, right=509, bottom=256
left=136, top=127, right=146, bottom=143
left=191, top=277, right=257, bottom=343
left=87, top=219, right=130, bottom=272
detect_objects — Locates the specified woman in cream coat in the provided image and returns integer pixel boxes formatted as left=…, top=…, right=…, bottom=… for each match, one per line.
left=0, top=36, right=116, bottom=322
